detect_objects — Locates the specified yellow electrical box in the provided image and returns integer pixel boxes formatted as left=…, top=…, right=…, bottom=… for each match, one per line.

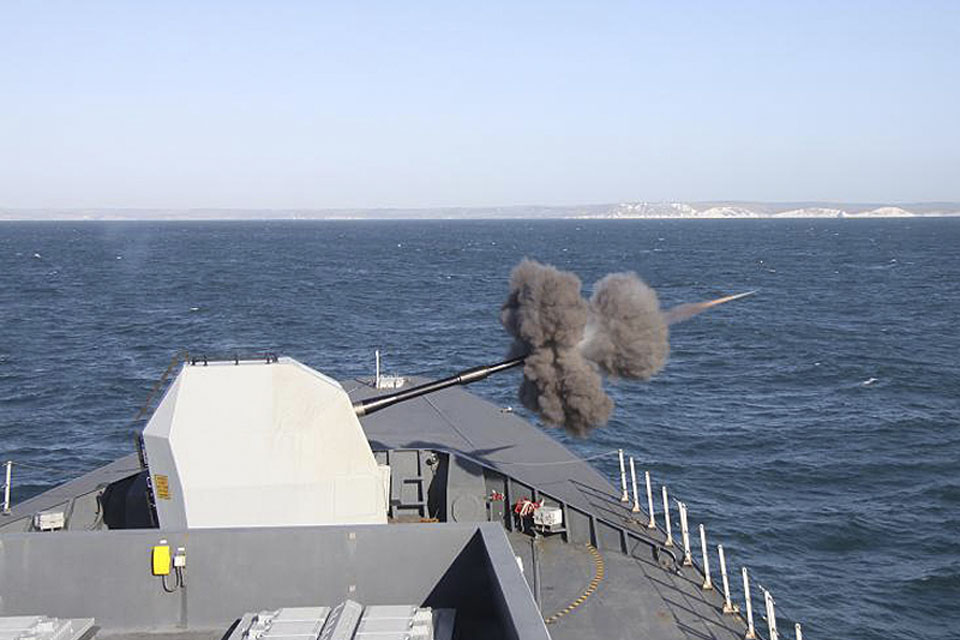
left=152, top=545, right=171, bottom=576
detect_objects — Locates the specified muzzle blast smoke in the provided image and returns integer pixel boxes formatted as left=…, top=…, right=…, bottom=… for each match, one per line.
left=501, top=259, right=753, bottom=436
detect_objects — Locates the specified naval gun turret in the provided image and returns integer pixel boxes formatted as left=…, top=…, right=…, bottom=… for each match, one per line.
left=133, top=354, right=527, bottom=531
left=140, top=357, right=393, bottom=530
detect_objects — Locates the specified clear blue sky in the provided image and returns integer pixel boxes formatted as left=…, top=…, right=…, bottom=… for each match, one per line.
left=1, top=1, right=957, bottom=209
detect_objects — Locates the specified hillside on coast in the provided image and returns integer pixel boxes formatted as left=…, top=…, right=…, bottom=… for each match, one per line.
left=585, top=201, right=960, bottom=220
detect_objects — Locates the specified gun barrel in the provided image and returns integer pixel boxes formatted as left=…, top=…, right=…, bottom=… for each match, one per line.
left=353, top=355, right=525, bottom=417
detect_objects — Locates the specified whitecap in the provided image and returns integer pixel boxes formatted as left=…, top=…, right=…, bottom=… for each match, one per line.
left=862, top=377, right=878, bottom=386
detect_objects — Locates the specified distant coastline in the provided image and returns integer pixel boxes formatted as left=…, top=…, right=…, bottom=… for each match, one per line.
left=2, top=201, right=959, bottom=221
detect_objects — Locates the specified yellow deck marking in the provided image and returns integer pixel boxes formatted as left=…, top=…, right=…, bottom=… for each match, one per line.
left=544, top=543, right=605, bottom=625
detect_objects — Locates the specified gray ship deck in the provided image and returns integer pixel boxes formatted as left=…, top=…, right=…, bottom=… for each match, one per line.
left=351, top=378, right=750, bottom=640
left=0, top=374, right=755, bottom=640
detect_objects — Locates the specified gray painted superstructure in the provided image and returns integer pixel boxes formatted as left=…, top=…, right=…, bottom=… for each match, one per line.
left=1, top=358, right=765, bottom=640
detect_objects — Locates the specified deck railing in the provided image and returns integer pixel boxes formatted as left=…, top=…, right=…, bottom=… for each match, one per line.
left=612, top=449, right=804, bottom=640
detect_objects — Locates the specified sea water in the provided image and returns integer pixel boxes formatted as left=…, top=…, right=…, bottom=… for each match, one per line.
left=1, top=218, right=958, bottom=640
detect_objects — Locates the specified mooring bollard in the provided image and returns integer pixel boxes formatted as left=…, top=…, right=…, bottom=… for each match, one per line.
left=679, top=501, right=692, bottom=566
left=699, top=524, right=713, bottom=590
left=795, top=623, right=803, bottom=640
left=742, top=567, right=756, bottom=639
left=618, top=449, right=629, bottom=502
left=629, top=457, right=641, bottom=513
left=718, top=544, right=736, bottom=613
left=662, top=486, right=674, bottom=546
left=764, top=589, right=779, bottom=640
left=645, top=471, right=656, bottom=528
left=2, top=460, right=11, bottom=514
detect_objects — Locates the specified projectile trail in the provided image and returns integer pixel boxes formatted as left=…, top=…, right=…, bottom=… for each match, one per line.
left=662, top=290, right=757, bottom=325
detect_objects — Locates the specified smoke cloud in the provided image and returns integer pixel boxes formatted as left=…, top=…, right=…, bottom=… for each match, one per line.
left=501, top=260, right=752, bottom=436
left=581, top=272, right=669, bottom=380
left=500, top=260, right=613, bottom=436
left=501, top=259, right=671, bottom=436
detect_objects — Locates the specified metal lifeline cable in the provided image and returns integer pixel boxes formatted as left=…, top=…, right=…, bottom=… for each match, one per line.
left=422, top=395, right=479, bottom=448
left=3, top=460, right=77, bottom=474
left=131, top=350, right=190, bottom=424
left=143, top=353, right=185, bottom=416
left=479, top=449, right=622, bottom=466
left=5, top=460, right=141, bottom=478
left=419, top=403, right=626, bottom=468
left=415, top=395, right=631, bottom=467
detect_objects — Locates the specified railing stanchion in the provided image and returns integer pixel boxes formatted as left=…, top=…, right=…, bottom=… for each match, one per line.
left=719, top=544, right=736, bottom=613
left=742, top=567, right=756, bottom=639
left=699, top=524, right=713, bottom=590
left=764, top=589, right=779, bottom=640
left=618, top=449, right=629, bottom=502
left=645, top=471, right=656, bottom=528
left=629, top=457, right=641, bottom=513
left=795, top=623, right=803, bottom=640
left=679, top=501, right=692, bottom=566
left=662, top=486, right=674, bottom=546
left=2, top=461, right=11, bottom=514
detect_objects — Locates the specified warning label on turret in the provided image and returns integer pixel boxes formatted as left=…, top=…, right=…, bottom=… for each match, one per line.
left=154, top=474, right=171, bottom=500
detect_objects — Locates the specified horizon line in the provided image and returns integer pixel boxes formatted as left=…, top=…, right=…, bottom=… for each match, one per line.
left=4, top=199, right=960, bottom=213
